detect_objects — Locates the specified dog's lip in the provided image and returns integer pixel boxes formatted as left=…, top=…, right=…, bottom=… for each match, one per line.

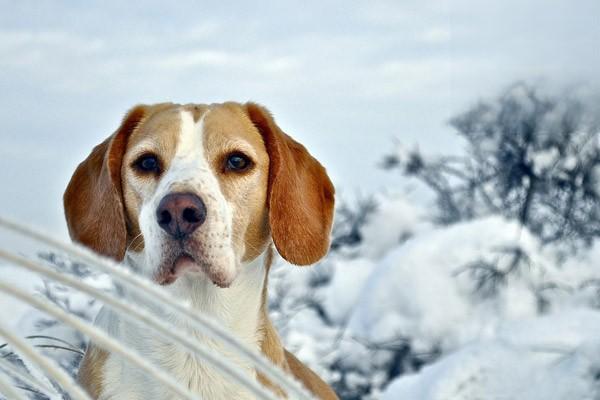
left=156, top=253, right=199, bottom=285
left=172, top=253, right=196, bottom=271
left=155, top=250, right=235, bottom=288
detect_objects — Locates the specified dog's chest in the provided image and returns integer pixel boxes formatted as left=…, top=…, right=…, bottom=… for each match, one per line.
left=97, top=256, right=267, bottom=400
left=102, top=334, right=258, bottom=400
left=100, top=309, right=262, bottom=399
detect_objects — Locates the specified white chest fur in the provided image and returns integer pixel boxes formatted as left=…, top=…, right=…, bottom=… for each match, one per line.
left=96, top=253, right=267, bottom=400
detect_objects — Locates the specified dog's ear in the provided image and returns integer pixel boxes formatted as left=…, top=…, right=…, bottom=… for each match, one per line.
left=63, top=105, right=148, bottom=261
left=245, top=103, right=335, bottom=265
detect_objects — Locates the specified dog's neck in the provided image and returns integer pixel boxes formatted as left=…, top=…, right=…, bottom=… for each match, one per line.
left=96, top=251, right=272, bottom=399
left=124, top=250, right=269, bottom=349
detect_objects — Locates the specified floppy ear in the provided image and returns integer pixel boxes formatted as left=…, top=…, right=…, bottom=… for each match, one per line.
left=63, top=105, right=148, bottom=261
left=245, top=103, right=335, bottom=265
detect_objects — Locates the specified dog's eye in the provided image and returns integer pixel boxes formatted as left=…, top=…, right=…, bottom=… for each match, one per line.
left=225, top=153, right=252, bottom=172
left=133, top=154, right=161, bottom=174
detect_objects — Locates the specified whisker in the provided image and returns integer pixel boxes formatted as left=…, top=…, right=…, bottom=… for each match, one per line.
left=126, top=233, right=144, bottom=254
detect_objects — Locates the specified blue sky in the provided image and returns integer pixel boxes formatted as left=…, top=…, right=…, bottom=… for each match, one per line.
left=1, top=0, right=599, bottom=236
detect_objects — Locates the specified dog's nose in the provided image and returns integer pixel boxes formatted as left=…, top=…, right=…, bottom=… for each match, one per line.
left=156, top=193, right=207, bottom=239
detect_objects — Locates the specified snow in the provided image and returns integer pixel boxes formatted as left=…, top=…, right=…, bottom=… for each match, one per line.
left=358, top=194, right=430, bottom=259
left=348, top=217, right=542, bottom=350
left=0, top=265, right=43, bottom=332
left=271, top=195, right=600, bottom=398
left=3, top=188, right=600, bottom=399
left=382, top=310, right=600, bottom=400
left=530, top=147, right=559, bottom=174
left=563, top=155, right=579, bottom=171
left=322, top=257, right=374, bottom=324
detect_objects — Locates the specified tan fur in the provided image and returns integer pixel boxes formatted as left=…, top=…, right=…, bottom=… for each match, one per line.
left=121, top=104, right=190, bottom=251
left=202, top=103, right=272, bottom=262
left=78, top=345, right=108, bottom=399
left=284, top=350, right=338, bottom=400
left=259, top=315, right=339, bottom=399
left=66, top=102, right=338, bottom=399
left=257, top=247, right=289, bottom=396
left=258, top=247, right=338, bottom=399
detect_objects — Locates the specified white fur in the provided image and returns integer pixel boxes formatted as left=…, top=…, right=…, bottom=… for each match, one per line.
left=96, top=254, right=266, bottom=400
left=95, top=110, right=268, bottom=400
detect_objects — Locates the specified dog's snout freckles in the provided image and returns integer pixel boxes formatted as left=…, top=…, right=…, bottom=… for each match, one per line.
left=156, top=192, right=206, bottom=239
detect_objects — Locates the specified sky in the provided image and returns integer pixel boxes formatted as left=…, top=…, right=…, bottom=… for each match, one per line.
left=1, top=0, right=599, bottom=237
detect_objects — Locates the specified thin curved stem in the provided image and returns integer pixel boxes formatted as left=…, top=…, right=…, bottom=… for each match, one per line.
left=0, top=319, right=91, bottom=400
left=0, top=357, right=58, bottom=397
left=0, top=217, right=315, bottom=400
left=0, top=370, right=29, bottom=400
left=0, top=280, right=200, bottom=400
left=0, top=250, right=277, bottom=400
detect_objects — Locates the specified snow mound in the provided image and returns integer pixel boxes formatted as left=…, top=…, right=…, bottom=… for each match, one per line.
left=382, top=310, right=600, bottom=400
left=270, top=201, right=600, bottom=398
left=348, top=216, right=544, bottom=352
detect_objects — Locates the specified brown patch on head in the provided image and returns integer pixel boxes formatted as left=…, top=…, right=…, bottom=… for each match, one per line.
left=183, top=103, right=208, bottom=123
left=201, top=103, right=271, bottom=262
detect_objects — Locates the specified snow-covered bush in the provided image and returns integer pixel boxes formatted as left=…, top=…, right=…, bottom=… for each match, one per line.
left=272, top=205, right=600, bottom=398
left=383, top=83, right=600, bottom=248
left=271, top=84, right=600, bottom=396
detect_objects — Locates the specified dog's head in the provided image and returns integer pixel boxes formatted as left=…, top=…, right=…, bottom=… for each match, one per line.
left=64, top=102, right=334, bottom=288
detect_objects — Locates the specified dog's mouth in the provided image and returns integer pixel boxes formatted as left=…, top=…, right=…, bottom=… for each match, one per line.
left=154, top=251, right=234, bottom=288
left=155, top=253, right=197, bottom=286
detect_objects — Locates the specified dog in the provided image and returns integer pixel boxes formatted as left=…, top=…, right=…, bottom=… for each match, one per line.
left=63, top=102, right=337, bottom=399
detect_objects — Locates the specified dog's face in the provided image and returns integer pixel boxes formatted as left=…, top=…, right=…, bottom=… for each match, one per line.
left=121, top=104, right=270, bottom=287
left=64, top=102, right=334, bottom=288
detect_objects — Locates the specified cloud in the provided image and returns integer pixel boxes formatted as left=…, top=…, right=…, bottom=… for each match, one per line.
left=155, top=50, right=239, bottom=69
left=420, top=27, right=452, bottom=44
left=0, top=0, right=599, bottom=232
